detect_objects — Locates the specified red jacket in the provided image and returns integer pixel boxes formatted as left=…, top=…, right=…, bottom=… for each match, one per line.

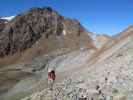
left=48, top=70, right=56, bottom=80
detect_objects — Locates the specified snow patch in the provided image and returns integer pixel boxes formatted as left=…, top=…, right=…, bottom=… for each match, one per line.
left=1, top=16, right=15, bottom=21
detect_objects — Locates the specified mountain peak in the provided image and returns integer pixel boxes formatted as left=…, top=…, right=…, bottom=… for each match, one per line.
left=0, top=7, right=94, bottom=58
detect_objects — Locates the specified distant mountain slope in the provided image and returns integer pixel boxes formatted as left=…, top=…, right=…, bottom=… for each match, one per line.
left=94, top=34, right=113, bottom=48
left=115, top=25, right=133, bottom=40
left=0, top=7, right=95, bottom=59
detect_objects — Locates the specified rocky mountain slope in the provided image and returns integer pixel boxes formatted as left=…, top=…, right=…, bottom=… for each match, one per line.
left=0, top=7, right=94, bottom=59
left=20, top=26, right=133, bottom=100
left=115, top=25, right=133, bottom=40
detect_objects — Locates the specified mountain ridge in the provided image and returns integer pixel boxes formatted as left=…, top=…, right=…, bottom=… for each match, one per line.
left=0, top=7, right=95, bottom=62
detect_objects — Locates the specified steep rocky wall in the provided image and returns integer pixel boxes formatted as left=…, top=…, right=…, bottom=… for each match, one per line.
left=0, top=7, right=94, bottom=58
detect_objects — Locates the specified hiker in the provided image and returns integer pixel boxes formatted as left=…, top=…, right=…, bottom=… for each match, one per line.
left=48, top=68, right=56, bottom=90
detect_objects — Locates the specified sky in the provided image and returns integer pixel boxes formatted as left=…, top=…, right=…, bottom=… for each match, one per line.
left=0, top=0, right=133, bottom=36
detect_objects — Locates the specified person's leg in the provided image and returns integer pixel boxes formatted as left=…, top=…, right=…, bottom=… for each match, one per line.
left=51, top=80, right=54, bottom=90
left=48, top=79, right=54, bottom=90
left=48, top=79, right=51, bottom=90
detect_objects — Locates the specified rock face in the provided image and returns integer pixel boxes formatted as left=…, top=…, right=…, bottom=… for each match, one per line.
left=0, top=7, right=94, bottom=57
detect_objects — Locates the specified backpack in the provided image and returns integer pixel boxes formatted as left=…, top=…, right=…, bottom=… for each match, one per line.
left=48, top=70, right=56, bottom=80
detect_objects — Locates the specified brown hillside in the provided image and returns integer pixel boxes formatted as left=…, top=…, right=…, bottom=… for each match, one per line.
left=90, top=26, right=133, bottom=64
